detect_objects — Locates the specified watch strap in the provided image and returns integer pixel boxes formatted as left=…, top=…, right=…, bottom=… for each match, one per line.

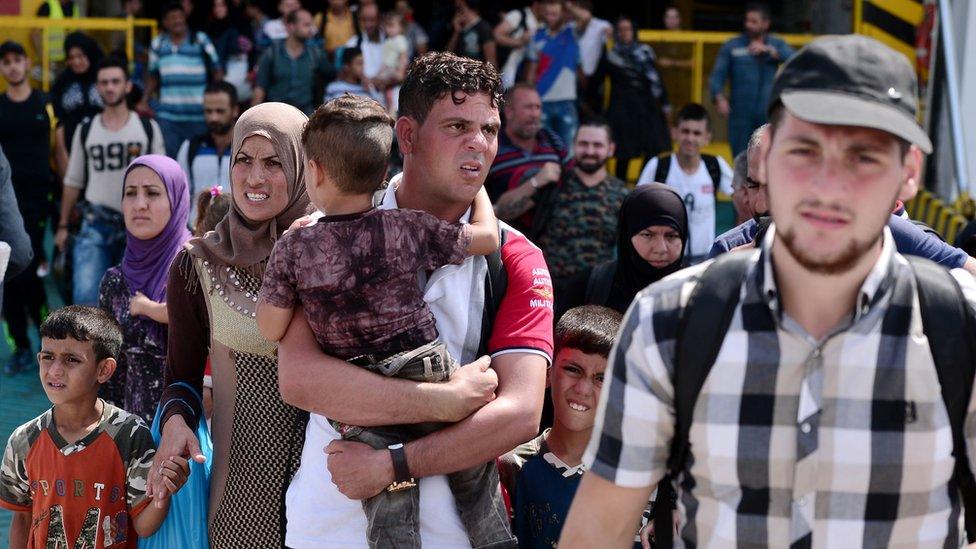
left=388, top=443, right=412, bottom=484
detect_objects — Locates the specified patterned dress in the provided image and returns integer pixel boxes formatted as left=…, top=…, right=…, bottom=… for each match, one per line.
left=161, top=250, right=307, bottom=548
left=98, top=267, right=167, bottom=423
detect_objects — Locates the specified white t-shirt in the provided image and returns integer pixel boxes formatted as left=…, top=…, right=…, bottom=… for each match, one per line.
left=574, top=17, right=612, bottom=76
left=500, top=7, right=539, bottom=89
left=346, top=32, right=386, bottom=80
left=64, top=112, right=165, bottom=213
left=637, top=155, right=733, bottom=259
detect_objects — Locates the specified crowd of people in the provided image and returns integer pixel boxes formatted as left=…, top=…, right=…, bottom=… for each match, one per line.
left=3, top=1, right=976, bottom=548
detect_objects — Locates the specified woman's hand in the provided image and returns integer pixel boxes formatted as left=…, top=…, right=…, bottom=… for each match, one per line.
left=129, top=291, right=152, bottom=318
left=147, top=415, right=206, bottom=508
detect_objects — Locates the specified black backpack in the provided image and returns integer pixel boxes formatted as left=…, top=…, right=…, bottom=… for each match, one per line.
left=478, top=229, right=508, bottom=357
left=653, top=153, right=722, bottom=195
left=652, top=251, right=976, bottom=547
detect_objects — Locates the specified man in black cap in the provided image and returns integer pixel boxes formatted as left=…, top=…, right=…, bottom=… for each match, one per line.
left=0, top=40, right=53, bottom=374
left=561, top=35, right=976, bottom=547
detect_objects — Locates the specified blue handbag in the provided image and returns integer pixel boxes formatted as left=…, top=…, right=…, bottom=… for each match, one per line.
left=139, top=382, right=213, bottom=549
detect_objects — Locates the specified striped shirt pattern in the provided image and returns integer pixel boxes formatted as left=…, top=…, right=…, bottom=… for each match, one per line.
left=149, top=32, right=221, bottom=122
left=584, top=226, right=976, bottom=547
left=485, top=128, right=568, bottom=202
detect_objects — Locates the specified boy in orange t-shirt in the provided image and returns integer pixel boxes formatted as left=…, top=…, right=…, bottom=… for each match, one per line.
left=0, top=306, right=189, bottom=548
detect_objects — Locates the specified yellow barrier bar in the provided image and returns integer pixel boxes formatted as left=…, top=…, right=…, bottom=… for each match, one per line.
left=0, top=16, right=158, bottom=31
left=692, top=41, right=703, bottom=104
left=854, top=0, right=864, bottom=32
left=41, top=26, right=49, bottom=91
left=126, top=16, right=135, bottom=73
left=637, top=30, right=817, bottom=47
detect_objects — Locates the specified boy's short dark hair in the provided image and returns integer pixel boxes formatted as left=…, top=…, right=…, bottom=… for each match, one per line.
left=205, top=80, right=239, bottom=107
left=675, top=102, right=711, bottom=130
left=285, top=8, right=307, bottom=25
left=398, top=52, right=502, bottom=125
left=303, top=94, right=395, bottom=194
left=341, top=47, right=363, bottom=67
left=40, top=306, right=123, bottom=363
left=96, top=56, right=129, bottom=80
left=555, top=305, right=623, bottom=359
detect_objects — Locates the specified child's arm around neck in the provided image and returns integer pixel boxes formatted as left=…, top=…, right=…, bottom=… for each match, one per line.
left=465, top=187, right=501, bottom=256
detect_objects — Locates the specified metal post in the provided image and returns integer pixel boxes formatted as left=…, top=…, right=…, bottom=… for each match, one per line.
left=936, top=0, right=970, bottom=196
left=41, top=27, right=49, bottom=92
left=692, top=41, right=704, bottom=104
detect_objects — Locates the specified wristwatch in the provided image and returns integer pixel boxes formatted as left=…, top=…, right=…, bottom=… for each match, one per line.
left=387, top=443, right=417, bottom=492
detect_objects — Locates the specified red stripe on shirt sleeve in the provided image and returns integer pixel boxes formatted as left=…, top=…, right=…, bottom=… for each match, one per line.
left=488, top=230, right=555, bottom=359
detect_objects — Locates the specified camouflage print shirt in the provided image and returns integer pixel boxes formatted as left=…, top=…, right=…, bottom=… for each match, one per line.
left=535, top=172, right=629, bottom=281
left=0, top=401, right=155, bottom=548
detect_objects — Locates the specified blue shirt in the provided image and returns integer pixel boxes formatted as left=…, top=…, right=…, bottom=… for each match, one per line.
left=708, top=33, right=792, bottom=115
left=708, top=215, right=970, bottom=269
left=149, top=32, right=222, bottom=123
left=526, top=26, right=580, bottom=103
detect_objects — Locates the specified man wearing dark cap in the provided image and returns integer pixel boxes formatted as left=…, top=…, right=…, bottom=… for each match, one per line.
left=0, top=40, right=53, bottom=374
left=561, top=35, right=976, bottom=547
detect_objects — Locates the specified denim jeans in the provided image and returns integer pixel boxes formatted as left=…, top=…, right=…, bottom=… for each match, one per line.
left=340, top=341, right=516, bottom=549
left=157, top=118, right=208, bottom=159
left=542, top=99, right=579, bottom=156
left=72, top=205, right=125, bottom=305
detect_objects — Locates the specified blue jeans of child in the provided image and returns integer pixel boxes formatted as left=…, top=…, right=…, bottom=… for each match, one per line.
left=542, top=99, right=579, bottom=155
left=340, top=341, right=515, bottom=549
left=72, top=205, right=125, bottom=305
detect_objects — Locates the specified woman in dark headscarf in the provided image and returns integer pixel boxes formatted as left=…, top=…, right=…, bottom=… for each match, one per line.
left=152, top=103, right=311, bottom=548
left=591, top=16, right=672, bottom=181
left=556, top=183, right=689, bottom=318
left=51, top=32, right=104, bottom=157
left=98, top=155, right=192, bottom=422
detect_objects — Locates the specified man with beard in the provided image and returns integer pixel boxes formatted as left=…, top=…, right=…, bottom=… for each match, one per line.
left=707, top=125, right=976, bottom=277
left=534, top=120, right=627, bottom=284
left=58, top=56, right=164, bottom=305
left=0, top=41, right=52, bottom=374
left=176, top=81, right=238, bottom=227
left=488, top=83, right=569, bottom=233
left=708, top=3, right=792, bottom=157
left=563, top=35, right=976, bottom=548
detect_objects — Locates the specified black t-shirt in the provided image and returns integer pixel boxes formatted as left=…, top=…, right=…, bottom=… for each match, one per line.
left=454, top=19, right=493, bottom=61
left=0, top=91, right=53, bottom=204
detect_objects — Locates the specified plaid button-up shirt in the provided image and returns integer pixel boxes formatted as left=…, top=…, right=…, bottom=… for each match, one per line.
left=584, top=226, right=976, bottom=548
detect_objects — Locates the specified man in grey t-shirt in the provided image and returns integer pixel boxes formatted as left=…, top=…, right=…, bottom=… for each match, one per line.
left=56, top=57, right=164, bottom=305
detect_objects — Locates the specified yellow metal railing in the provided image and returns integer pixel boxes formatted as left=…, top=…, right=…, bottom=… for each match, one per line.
left=636, top=30, right=818, bottom=105
left=0, top=16, right=157, bottom=91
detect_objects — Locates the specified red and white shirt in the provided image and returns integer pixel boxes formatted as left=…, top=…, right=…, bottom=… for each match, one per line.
left=284, top=176, right=554, bottom=548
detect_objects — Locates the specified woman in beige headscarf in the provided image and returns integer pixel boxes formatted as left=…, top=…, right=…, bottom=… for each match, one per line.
left=150, top=103, right=310, bottom=548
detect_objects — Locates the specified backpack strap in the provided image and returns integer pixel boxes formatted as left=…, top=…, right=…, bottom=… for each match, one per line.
left=478, top=228, right=508, bottom=357
left=701, top=154, right=722, bottom=196
left=907, top=256, right=976, bottom=542
left=909, top=218, right=945, bottom=242
left=653, top=251, right=756, bottom=547
left=653, top=153, right=672, bottom=184
left=186, top=135, right=204, bottom=190
left=138, top=116, right=154, bottom=152
left=584, top=261, right=615, bottom=307
left=79, top=116, right=94, bottom=189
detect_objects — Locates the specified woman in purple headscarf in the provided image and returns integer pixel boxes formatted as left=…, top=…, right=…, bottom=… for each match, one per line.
left=98, top=155, right=192, bottom=422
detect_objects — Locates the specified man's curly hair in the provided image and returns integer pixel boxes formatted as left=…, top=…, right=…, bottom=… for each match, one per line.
left=398, top=52, right=503, bottom=124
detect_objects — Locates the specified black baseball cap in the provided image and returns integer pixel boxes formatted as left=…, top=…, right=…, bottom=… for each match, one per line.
left=0, top=41, right=27, bottom=58
left=768, top=35, right=932, bottom=154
